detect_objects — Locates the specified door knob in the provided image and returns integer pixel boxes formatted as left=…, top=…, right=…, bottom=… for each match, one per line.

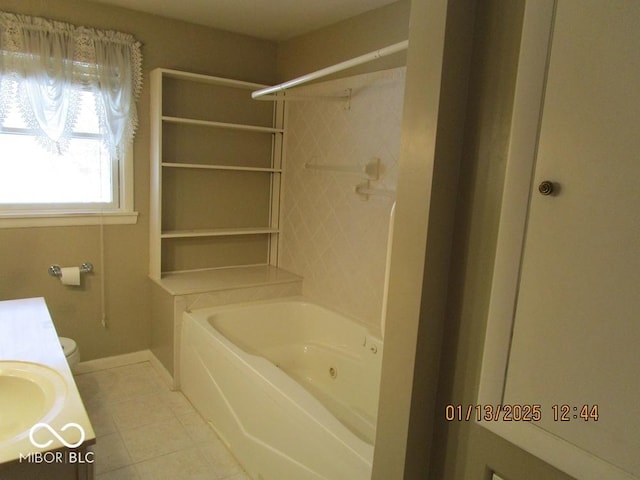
left=538, top=180, right=555, bottom=196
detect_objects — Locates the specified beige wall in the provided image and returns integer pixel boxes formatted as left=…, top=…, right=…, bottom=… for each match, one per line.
left=0, top=0, right=277, bottom=361
left=373, top=0, right=478, bottom=476
left=277, top=0, right=410, bottom=81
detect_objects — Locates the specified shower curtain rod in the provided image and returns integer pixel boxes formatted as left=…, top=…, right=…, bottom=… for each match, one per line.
left=251, top=40, right=409, bottom=100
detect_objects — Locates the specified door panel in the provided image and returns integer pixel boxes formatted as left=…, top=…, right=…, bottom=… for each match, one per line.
left=503, top=0, right=640, bottom=476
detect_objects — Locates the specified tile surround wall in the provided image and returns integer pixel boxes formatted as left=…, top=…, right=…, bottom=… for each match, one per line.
left=279, top=68, right=405, bottom=331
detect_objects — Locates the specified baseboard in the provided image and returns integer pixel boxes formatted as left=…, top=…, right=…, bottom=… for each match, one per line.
left=147, top=351, right=175, bottom=389
left=74, top=350, right=153, bottom=374
left=74, top=349, right=175, bottom=389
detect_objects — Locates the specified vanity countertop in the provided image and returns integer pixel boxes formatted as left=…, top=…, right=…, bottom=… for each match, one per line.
left=0, top=297, right=95, bottom=465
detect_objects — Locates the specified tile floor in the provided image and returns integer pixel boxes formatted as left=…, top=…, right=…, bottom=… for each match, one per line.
left=74, top=361, right=249, bottom=480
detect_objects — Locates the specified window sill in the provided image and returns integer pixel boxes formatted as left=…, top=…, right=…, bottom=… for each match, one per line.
left=0, top=211, right=138, bottom=228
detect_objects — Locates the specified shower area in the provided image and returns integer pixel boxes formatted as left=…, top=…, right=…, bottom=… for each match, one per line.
left=279, top=66, right=405, bottom=334
left=149, top=53, right=406, bottom=480
left=149, top=59, right=406, bottom=354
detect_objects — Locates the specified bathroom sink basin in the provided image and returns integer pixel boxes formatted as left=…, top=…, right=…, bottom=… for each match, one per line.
left=0, top=361, right=67, bottom=445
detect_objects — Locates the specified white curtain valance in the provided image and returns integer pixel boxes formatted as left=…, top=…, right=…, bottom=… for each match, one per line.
left=0, top=11, right=142, bottom=156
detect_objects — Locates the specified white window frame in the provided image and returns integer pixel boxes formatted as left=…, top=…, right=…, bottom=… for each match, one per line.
left=0, top=140, right=137, bottom=228
left=0, top=95, right=137, bottom=227
left=0, top=41, right=139, bottom=228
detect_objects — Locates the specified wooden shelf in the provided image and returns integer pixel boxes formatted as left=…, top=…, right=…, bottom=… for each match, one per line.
left=151, top=265, right=302, bottom=296
left=161, top=227, right=279, bottom=239
left=157, top=69, right=267, bottom=90
left=161, top=162, right=282, bottom=173
left=162, top=115, right=283, bottom=133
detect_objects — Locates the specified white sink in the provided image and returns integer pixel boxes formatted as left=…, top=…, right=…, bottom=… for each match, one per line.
left=0, top=361, right=67, bottom=445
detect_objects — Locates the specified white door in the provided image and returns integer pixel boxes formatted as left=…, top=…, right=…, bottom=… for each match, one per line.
left=502, top=0, right=640, bottom=477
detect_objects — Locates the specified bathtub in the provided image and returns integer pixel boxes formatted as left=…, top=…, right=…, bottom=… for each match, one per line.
left=179, top=297, right=383, bottom=480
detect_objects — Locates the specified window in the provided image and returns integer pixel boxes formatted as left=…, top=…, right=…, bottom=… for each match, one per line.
left=0, top=89, right=116, bottom=208
left=0, top=12, right=142, bottom=227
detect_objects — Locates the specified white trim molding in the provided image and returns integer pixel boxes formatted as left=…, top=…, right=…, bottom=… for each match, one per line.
left=0, top=211, right=138, bottom=229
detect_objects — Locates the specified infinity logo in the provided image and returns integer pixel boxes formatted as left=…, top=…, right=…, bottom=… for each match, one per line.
left=29, top=423, right=86, bottom=449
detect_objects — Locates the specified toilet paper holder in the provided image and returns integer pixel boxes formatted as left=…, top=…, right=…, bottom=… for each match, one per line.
left=48, top=263, right=93, bottom=278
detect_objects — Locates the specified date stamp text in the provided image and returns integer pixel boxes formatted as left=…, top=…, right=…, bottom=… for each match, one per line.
left=445, top=404, right=599, bottom=422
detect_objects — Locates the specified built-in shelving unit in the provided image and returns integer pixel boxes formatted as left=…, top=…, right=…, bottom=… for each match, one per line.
left=149, top=68, right=285, bottom=281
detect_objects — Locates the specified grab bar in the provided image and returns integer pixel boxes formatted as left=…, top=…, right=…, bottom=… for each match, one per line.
left=355, top=182, right=395, bottom=199
left=305, top=157, right=380, bottom=180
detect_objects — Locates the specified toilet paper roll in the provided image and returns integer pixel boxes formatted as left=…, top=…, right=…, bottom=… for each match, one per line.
left=60, top=267, right=81, bottom=286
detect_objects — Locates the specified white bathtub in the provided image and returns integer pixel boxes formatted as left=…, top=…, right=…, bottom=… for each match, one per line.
left=179, top=297, right=383, bottom=480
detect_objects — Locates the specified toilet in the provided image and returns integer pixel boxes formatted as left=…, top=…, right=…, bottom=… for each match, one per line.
left=60, top=337, right=80, bottom=372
